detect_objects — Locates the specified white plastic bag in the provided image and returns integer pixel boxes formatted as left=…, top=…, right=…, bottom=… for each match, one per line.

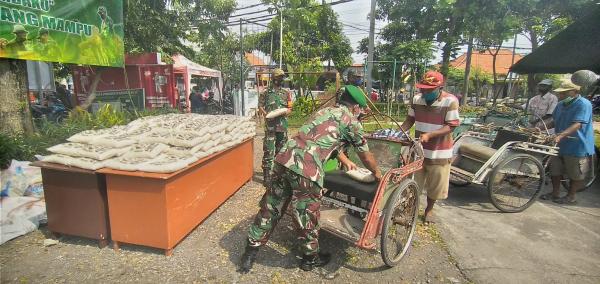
left=137, top=154, right=197, bottom=173
left=136, top=131, right=172, bottom=144
left=68, top=157, right=104, bottom=170
left=41, top=154, right=74, bottom=166
left=1, top=197, right=47, bottom=245
left=170, top=132, right=205, bottom=148
left=0, top=160, right=43, bottom=197
left=345, top=168, right=376, bottom=183
left=124, top=143, right=168, bottom=158
left=104, top=156, right=155, bottom=172
left=266, top=108, right=288, bottom=119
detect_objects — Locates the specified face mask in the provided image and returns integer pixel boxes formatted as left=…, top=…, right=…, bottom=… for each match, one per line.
left=561, top=96, right=574, bottom=105
left=354, top=79, right=363, bottom=86
left=423, top=90, right=439, bottom=103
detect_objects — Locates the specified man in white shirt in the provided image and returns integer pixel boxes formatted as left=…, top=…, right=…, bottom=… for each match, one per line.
left=523, top=79, right=558, bottom=133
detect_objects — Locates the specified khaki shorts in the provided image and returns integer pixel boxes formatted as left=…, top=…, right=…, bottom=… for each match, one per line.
left=415, top=162, right=451, bottom=200
left=550, top=156, right=589, bottom=181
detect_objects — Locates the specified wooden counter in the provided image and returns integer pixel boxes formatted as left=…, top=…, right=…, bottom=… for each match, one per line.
left=31, top=161, right=110, bottom=248
left=97, top=138, right=254, bottom=255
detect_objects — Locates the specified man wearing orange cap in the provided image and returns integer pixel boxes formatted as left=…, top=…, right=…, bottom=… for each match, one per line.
left=401, top=71, right=460, bottom=224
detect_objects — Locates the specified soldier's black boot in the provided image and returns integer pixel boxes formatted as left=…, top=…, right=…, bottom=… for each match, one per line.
left=299, top=252, right=331, bottom=271
left=238, top=242, right=259, bottom=274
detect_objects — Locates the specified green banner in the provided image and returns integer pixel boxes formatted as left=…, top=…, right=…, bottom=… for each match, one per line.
left=0, top=0, right=124, bottom=67
left=84, top=89, right=145, bottom=113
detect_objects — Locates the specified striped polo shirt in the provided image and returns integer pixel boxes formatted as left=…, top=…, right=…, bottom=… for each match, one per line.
left=408, top=91, right=460, bottom=163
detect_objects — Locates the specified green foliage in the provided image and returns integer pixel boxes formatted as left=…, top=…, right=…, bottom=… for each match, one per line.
left=247, top=0, right=352, bottom=73
left=0, top=133, right=21, bottom=169
left=291, top=96, right=318, bottom=118
left=124, top=0, right=236, bottom=57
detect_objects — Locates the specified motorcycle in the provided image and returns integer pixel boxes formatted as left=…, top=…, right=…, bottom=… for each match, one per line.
left=592, top=94, right=600, bottom=114
left=30, top=95, right=69, bottom=123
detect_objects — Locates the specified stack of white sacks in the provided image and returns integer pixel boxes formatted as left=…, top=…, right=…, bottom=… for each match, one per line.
left=42, top=114, right=256, bottom=173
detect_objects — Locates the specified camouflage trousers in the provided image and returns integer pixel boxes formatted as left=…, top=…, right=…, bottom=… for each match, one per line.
left=262, top=129, right=287, bottom=175
left=247, top=163, right=323, bottom=255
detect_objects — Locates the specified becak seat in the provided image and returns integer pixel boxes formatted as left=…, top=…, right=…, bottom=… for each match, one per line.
left=459, top=143, right=496, bottom=162
left=323, top=170, right=378, bottom=201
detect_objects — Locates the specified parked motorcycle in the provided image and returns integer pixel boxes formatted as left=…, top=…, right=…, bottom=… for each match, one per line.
left=592, top=94, right=600, bottom=114
left=30, top=95, right=69, bottom=122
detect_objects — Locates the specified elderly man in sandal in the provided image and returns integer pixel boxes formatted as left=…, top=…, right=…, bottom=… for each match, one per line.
left=540, top=80, right=595, bottom=205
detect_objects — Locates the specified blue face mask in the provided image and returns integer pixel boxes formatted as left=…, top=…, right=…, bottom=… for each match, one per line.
left=423, top=90, right=439, bottom=103
left=561, top=96, right=574, bottom=105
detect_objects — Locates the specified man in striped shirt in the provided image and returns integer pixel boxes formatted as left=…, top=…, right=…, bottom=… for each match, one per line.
left=401, top=71, right=460, bottom=224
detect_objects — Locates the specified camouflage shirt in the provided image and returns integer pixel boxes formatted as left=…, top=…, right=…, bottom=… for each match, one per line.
left=275, top=105, right=370, bottom=187
left=260, top=87, right=289, bottom=132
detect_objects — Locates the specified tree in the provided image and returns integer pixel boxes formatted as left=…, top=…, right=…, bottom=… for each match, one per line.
left=193, top=32, right=249, bottom=90
left=0, top=59, right=33, bottom=134
left=124, top=0, right=236, bottom=56
left=471, top=0, right=519, bottom=98
left=247, top=0, right=353, bottom=74
left=508, top=0, right=597, bottom=95
left=357, top=38, right=435, bottom=92
left=376, top=0, right=469, bottom=77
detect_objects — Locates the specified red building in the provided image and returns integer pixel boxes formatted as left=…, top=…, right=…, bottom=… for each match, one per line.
left=72, top=53, right=222, bottom=112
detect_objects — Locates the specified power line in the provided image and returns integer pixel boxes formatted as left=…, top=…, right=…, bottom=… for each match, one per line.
left=225, top=0, right=357, bottom=27
left=234, top=3, right=266, bottom=11
left=230, top=8, right=271, bottom=18
left=340, top=21, right=383, bottom=31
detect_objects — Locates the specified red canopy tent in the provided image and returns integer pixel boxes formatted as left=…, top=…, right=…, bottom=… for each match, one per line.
left=172, top=54, right=223, bottom=111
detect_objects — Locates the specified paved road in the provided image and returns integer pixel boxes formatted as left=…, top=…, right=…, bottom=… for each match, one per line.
left=436, top=180, right=600, bottom=284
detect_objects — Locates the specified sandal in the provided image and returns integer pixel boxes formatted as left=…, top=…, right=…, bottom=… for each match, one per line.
left=421, top=214, right=436, bottom=225
left=553, top=196, right=577, bottom=205
left=540, top=193, right=560, bottom=201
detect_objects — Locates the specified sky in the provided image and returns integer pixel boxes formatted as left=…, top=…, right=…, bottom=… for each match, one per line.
left=231, top=0, right=533, bottom=65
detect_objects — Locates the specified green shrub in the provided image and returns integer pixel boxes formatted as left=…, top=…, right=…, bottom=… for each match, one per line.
left=0, top=133, right=20, bottom=169
left=291, top=96, right=318, bottom=118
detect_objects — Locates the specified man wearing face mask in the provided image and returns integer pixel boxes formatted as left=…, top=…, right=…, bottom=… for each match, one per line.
left=523, top=79, right=558, bottom=132
left=239, top=85, right=382, bottom=273
left=259, top=68, right=292, bottom=186
left=541, top=80, right=595, bottom=204
left=400, top=71, right=460, bottom=224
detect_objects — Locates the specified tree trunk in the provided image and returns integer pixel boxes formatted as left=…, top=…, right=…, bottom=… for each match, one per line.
left=489, top=46, right=502, bottom=106
left=0, top=59, right=33, bottom=135
left=462, top=37, right=474, bottom=105
left=475, top=80, right=480, bottom=105
left=526, top=29, right=539, bottom=98
left=440, top=42, right=453, bottom=78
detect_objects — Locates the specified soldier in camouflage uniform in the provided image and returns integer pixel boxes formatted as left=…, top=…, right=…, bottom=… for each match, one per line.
left=239, top=85, right=382, bottom=273
left=259, top=68, right=291, bottom=185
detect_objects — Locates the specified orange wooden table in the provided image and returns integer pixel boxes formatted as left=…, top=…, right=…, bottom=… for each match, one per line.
left=97, top=138, right=253, bottom=255
left=31, top=161, right=110, bottom=248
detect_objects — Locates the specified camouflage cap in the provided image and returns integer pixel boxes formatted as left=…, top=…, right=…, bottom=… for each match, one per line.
left=273, top=68, right=285, bottom=77
left=38, top=28, right=49, bottom=37
left=344, top=85, right=367, bottom=107
left=13, top=25, right=27, bottom=34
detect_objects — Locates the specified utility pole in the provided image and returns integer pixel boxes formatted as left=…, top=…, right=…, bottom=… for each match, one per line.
left=462, top=36, right=473, bottom=105
left=279, top=7, right=283, bottom=69
left=366, top=0, right=376, bottom=95
left=508, top=33, right=518, bottom=98
left=240, top=19, right=245, bottom=116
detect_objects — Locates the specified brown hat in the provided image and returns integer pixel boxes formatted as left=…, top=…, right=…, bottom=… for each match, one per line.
left=553, top=80, right=580, bottom=93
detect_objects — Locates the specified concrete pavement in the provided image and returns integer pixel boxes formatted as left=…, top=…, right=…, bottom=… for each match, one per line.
left=435, top=180, right=600, bottom=284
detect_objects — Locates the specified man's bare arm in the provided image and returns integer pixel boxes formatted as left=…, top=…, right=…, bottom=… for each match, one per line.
left=357, top=151, right=382, bottom=180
